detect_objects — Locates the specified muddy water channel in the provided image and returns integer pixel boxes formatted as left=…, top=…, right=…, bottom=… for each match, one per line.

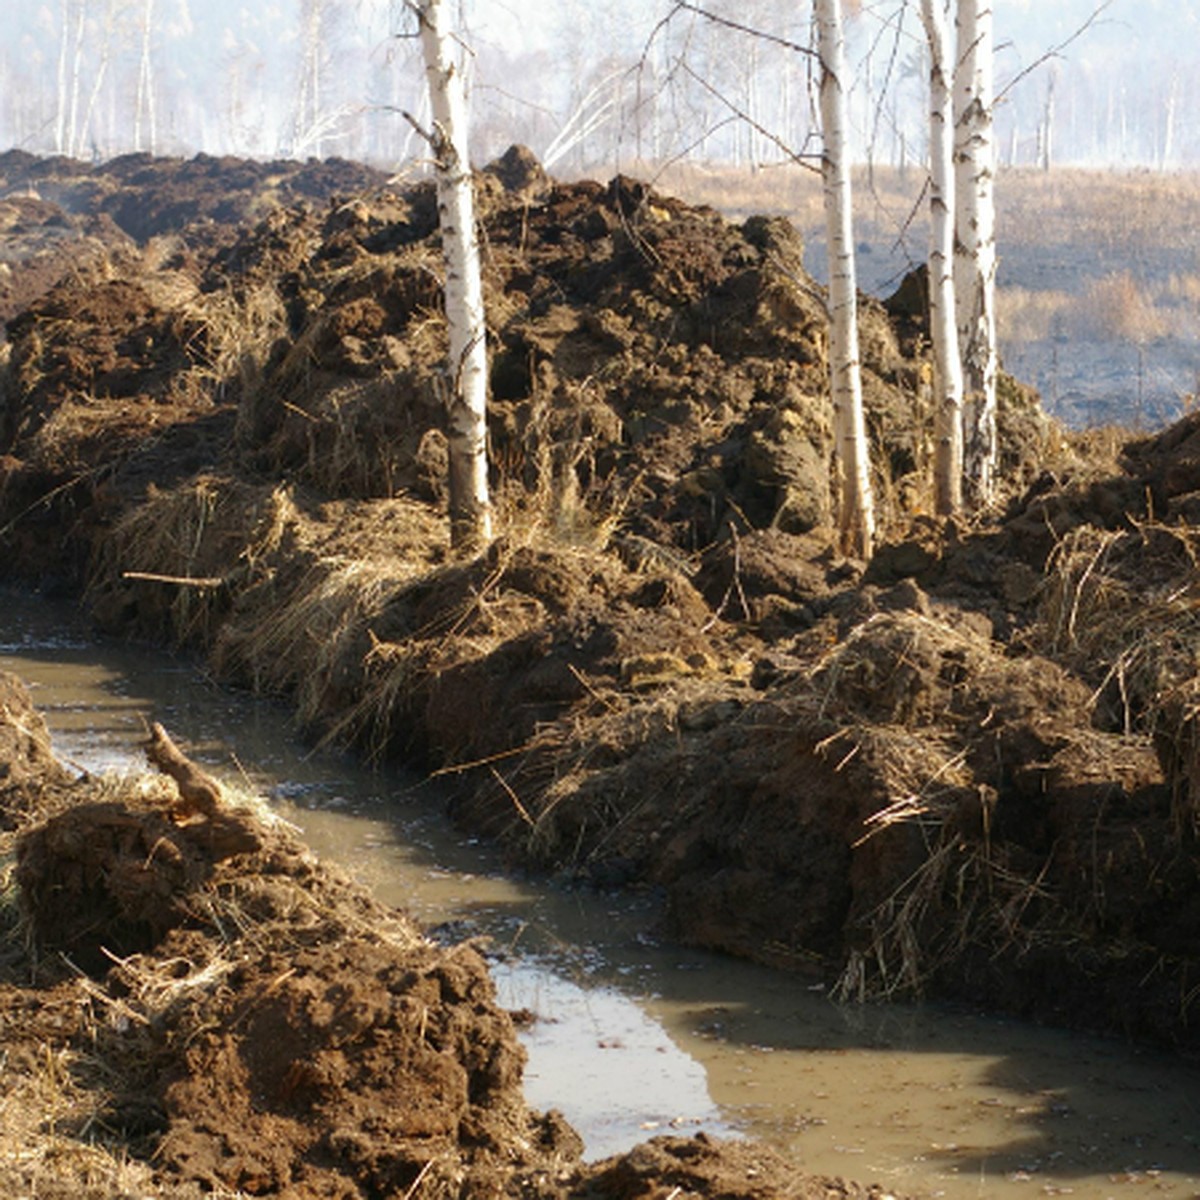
left=3, top=588, right=1200, bottom=1200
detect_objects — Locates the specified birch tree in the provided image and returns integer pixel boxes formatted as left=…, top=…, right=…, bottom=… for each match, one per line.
left=76, top=0, right=117, bottom=159
left=953, top=0, right=998, bottom=508
left=293, top=0, right=323, bottom=157
left=54, top=0, right=71, bottom=153
left=920, top=0, right=963, bottom=515
left=63, top=0, right=87, bottom=158
left=816, top=0, right=875, bottom=557
left=134, top=0, right=157, bottom=154
left=409, top=0, right=492, bottom=549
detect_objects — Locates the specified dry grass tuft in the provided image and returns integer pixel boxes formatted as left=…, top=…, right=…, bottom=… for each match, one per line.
left=1031, top=522, right=1200, bottom=732
left=98, top=477, right=295, bottom=646
left=218, top=555, right=421, bottom=729
left=180, top=280, right=288, bottom=407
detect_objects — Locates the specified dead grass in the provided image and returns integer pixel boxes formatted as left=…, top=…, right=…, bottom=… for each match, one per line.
left=0, top=752, right=421, bottom=1200
left=218, top=554, right=423, bottom=729
left=1077, top=272, right=1170, bottom=344
left=996, top=284, right=1074, bottom=345
left=1031, top=522, right=1200, bottom=732
left=178, top=280, right=288, bottom=407
left=98, top=477, right=294, bottom=647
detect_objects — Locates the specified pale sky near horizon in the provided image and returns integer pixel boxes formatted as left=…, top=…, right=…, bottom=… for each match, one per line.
left=3, top=0, right=1195, bottom=167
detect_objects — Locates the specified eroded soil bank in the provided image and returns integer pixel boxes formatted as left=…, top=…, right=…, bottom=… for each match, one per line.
left=0, top=146, right=1198, bottom=1071
left=3, top=670, right=907, bottom=1198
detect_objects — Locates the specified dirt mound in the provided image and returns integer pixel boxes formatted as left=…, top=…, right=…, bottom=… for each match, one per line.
left=0, top=677, right=914, bottom=1200
left=0, top=149, right=389, bottom=243
left=0, top=669, right=72, bottom=821
left=444, top=606, right=1199, bottom=1047
left=2, top=147, right=1200, bottom=1056
left=224, top=167, right=953, bottom=548
left=583, top=1134, right=897, bottom=1199
left=153, top=937, right=571, bottom=1197
left=0, top=194, right=134, bottom=329
left=1, top=688, right=577, bottom=1198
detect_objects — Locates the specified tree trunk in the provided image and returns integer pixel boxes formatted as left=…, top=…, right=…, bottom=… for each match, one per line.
left=816, top=0, right=874, bottom=558
left=134, top=0, right=157, bottom=153
left=953, top=0, right=998, bottom=509
left=293, top=0, right=323, bottom=157
left=1040, top=70, right=1056, bottom=172
left=412, top=0, right=492, bottom=550
left=65, top=0, right=87, bottom=159
left=77, top=0, right=116, bottom=159
left=54, top=0, right=71, bottom=153
left=920, top=0, right=963, bottom=516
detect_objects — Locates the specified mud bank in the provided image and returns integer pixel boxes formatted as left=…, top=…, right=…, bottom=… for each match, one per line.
left=0, top=148, right=1198, bottom=1054
left=0, top=669, right=905, bottom=1199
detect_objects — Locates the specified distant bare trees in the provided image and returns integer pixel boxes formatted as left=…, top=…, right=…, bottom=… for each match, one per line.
left=5, top=0, right=1191, bottom=172
left=55, top=0, right=87, bottom=155
left=50, top=0, right=150, bottom=159
left=134, top=0, right=157, bottom=154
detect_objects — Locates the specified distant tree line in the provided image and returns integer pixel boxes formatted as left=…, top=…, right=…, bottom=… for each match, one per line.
left=0, top=1, right=1193, bottom=172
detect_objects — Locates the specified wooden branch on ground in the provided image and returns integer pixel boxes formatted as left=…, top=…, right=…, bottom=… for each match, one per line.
left=123, top=571, right=225, bottom=588
left=144, top=721, right=224, bottom=819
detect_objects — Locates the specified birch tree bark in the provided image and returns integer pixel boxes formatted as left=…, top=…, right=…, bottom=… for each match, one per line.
left=76, top=0, right=116, bottom=159
left=134, top=0, right=157, bottom=154
left=816, top=0, right=875, bottom=558
left=953, top=0, right=998, bottom=509
left=64, top=0, right=87, bottom=160
left=410, top=0, right=492, bottom=549
left=54, top=0, right=71, bottom=153
left=294, top=0, right=323, bottom=157
left=920, top=0, right=963, bottom=515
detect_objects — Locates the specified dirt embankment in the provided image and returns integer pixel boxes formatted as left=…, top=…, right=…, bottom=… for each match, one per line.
left=0, top=146, right=1198, bottom=1062
left=0, top=670, right=904, bottom=1199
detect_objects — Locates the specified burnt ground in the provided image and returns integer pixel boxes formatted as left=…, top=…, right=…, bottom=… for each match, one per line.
left=0, top=145, right=1198, bottom=1190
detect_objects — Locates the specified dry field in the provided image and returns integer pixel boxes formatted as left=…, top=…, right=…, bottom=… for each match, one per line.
left=644, top=162, right=1200, bottom=429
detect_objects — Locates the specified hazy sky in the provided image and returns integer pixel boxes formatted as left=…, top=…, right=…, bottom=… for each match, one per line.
left=2, top=0, right=1195, bottom=168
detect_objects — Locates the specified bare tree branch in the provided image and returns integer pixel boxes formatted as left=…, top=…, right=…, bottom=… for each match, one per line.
left=678, top=60, right=822, bottom=172
left=997, top=1, right=1115, bottom=102
left=657, top=2, right=818, bottom=59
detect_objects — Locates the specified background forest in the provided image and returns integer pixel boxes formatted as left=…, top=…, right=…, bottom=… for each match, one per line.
left=3, top=0, right=1195, bottom=171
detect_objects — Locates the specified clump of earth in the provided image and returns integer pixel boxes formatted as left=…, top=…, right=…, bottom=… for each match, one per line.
left=0, top=141, right=1198, bottom=1140
left=0, top=669, right=905, bottom=1198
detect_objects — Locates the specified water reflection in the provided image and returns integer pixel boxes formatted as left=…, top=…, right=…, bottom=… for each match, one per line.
left=3, top=587, right=1200, bottom=1197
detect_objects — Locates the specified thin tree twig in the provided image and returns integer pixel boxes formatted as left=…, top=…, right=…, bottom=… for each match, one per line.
left=997, top=1, right=1115, bottom=102
left=665, top=2, right=817, bottom=59
left=679, top=60, right=822, bottom=171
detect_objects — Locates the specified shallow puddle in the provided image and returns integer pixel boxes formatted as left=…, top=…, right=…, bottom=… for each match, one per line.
left=3, top=586, right=1200, bottom=1198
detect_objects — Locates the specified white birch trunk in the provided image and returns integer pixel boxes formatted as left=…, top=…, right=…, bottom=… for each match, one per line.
left=54, top=0, right=71, bottom=153
left=1161, top=75, right=1177, bottom=170
left=76, top=0, right=116, bottom=159
left=65, top=0, right=87, bottom=160
left=920, top=0, right=963, bottom=516
left=413, top=0, right=492, bottom=548
left=134, top=0, right=156, bottom=153
left=953, top=0, right=998, bottom=509
left=294, top=0, right=322, bottom=158
left=816, top=0, right=874, bottom=558
left=1040, top=71, right=1056, bottom=172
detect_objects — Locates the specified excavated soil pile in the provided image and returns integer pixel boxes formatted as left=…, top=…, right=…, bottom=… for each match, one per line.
left=0, top=148, right=1198, bottom=1058
left=0, top=672, right=903, bottom=1200
left=0, top=149, right=389, bottom=242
